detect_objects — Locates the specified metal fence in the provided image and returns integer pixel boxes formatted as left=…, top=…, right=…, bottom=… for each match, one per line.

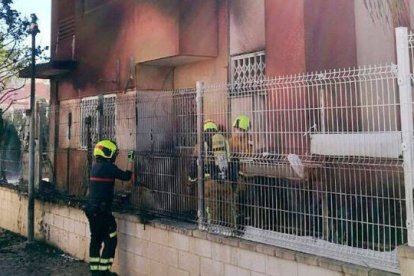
left=135, top=89, right=198, bottom=220
left=0, top=103, right=51, bottom=188
left=129, top=28, right=413, bottom=272
left=2, top=27, right=414, bottom=273
left=113, top=62, right=405, bottom=271
left=196, top=63, right=404, bottom=272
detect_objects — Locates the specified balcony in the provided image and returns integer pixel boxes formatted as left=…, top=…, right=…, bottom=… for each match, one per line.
left=138, top=0, right=218, bottom=66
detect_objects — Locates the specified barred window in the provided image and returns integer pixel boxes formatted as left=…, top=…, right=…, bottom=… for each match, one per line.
left=173, top=90, right=197, bottom=149
left=80, top=96, right=98, bottom=148
left=80, top=95, right=116, bottom=149
left=102, top=95, right=116, bottom=140
left=230, top=51, right=266, bottom=95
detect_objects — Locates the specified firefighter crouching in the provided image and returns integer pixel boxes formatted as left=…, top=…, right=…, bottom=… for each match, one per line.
left=230, top=115, right=253, bottom=229
left=84, top=140, right=134, bottom=276
left=188, top=120, right=237, bottom=232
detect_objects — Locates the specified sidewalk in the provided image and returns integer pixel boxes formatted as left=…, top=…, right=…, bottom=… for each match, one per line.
left=0, top=228, right=89, bottom=276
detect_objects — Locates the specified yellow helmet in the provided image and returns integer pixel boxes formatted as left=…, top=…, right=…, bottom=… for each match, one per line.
left=204, top=120, right=218, bottom=132
left=93, top=140, right=118, bottom=159
left=232, top=115, right=251, bottom=131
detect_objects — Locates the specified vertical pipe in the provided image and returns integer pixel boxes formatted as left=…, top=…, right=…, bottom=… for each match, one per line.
left=28, top=15, right=39, bottom=243
left=396, top=27, right=414, bottom=246
left=196, top=81, right=205, bottom=227
left=320, top=88, right=326, bottom=133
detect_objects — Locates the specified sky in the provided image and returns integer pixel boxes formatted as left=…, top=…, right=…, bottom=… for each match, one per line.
left=12, top=0, right=51, bottom=56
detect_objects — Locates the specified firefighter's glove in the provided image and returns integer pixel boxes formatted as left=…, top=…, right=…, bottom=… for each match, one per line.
left=128, top=150, right=135, bottom=163
left=188, top=176, right=197, bottom=184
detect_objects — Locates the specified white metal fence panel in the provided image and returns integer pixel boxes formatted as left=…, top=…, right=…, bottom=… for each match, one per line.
left=197, top=63, right=405, bottom=273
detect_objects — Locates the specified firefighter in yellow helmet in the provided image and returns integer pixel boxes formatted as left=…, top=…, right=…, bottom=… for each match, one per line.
left=84, top=140, right=133, bottom=275
left=188, top=120, right=235, bottom=232
left=229, top=115, right=253, bottom=231
left=231, top=115, right=252, bottom=153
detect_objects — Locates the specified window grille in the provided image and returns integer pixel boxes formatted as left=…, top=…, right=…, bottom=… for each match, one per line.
left=80, top=97, right=98, bottom=148
left=80, top=95, right=116, bottom=148
left=173, top=90, right=197, bottom=149
left=102, top=95, right=116, bottom=140
left=230, top=51, right=266, bottom=95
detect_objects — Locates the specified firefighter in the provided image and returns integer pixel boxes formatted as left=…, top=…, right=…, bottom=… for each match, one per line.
left=231, top=115, right=252, bottom=155
left=230, top=115, right=253, bottom=230
left=84, top=140, right=133, bottom=276
left=188, top=120, right=235, bottom=232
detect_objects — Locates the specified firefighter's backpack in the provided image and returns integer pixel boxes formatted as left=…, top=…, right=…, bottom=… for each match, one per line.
left=212, top=133, right=230, bottom=179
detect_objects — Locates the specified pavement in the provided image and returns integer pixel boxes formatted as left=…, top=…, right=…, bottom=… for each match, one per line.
left=0, top=228, right=90, bottom=276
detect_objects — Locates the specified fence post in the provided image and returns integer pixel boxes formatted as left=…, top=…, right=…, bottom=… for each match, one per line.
left=196, top=81, right=205, bottom=228
left=396, top=26, right=414, bottom=246
left=86, top=116, right=92, bottom=184
left=36, top=102, right=42, bottom=189
left=97, top=95, right=103, bottom=141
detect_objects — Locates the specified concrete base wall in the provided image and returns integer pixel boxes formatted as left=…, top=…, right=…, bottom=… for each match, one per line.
left=0, top=186, right=394, bottom=276
left=398, top=246, right=414, bottom=276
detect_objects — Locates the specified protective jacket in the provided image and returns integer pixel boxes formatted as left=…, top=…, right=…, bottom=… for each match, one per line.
left=88, top=159, right=132, bottom=209
left=189, top=133, right=238, bottom=182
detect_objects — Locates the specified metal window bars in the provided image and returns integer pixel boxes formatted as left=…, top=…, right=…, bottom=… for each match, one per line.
left=80, top=96, right=99, bottom=148
left=80, top=94, right=116, bottom=148
left=230, top=51, right=266, bottom=96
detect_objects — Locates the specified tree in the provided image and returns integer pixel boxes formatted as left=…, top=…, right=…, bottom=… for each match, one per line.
left=0, top=0, right=29, bottom=109
left=364, top=0, right=410, bottom=27
left=0, top=0, right=47, bottom=111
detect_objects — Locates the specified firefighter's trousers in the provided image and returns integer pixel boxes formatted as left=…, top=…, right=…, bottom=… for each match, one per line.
left=205, top=178, right=236, bottom=229
left=235, top=174, right=250, bottom=228
left=85, top=206, right=117, bottom=274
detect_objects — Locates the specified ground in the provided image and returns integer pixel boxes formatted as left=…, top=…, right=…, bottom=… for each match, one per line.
left=0, top=228, right=90, bottom=276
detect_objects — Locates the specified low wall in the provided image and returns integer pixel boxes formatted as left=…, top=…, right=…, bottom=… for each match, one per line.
left=0, top=186, right=397, bottom=276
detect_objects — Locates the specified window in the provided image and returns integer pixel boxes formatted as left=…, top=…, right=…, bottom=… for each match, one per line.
left=230, top=51, right=266, bottom=95
left=80, top=97, right=99, bottom=148
left=80, top=95, right=116, bottom=148
left=102, top=95, right=116, bottom=140
left=173, top=90, right=197, bottom=149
